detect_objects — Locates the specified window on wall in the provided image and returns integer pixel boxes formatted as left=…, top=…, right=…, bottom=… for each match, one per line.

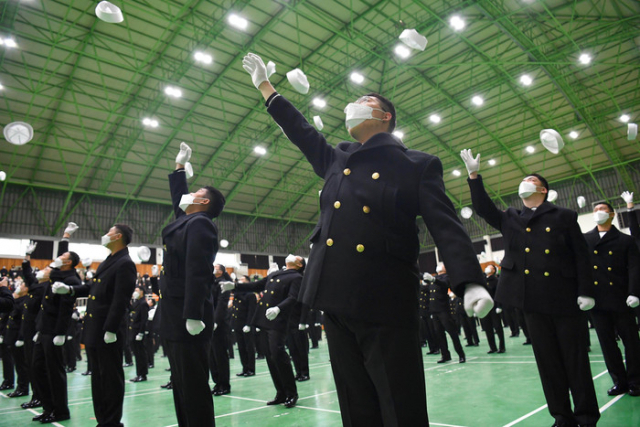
left=240, top=254, right=270, bottom=269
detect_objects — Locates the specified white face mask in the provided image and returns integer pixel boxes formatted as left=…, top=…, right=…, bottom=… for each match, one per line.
left=285, top=254, right=297, bottom=264
left=179, top=194, right=204, bottom=212
left=101, top=234, right=115, bottom=247
left=132, top=291, right=141, bottom=300
left=484, top=267, right=493, bottom=275
left=50, top=258, right=64, bottom=268
left=518, top=181, right=539, bottom=199
left=593, top=211, right=611, bottom=225
left=36, top=270, right=46, bottom=280
left=344, top=103, right=385, bottom=130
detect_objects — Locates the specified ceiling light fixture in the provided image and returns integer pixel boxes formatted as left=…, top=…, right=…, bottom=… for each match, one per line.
left=350, top=72, right=364, bottom=84
left=620, top=114, right=630, bottom=123
left=429, top=114, right=441, bottom=124
left=228, top=14, right=248, bottom=30
left=312, top=98, right=326, bottom=108
left=2, top=38, right=17, bottom=48
left=579, top=53, right=592, bottom=65
left=392, top=130, right=404, bottom=139
left=526, top=146, right=535, bottom=153
left=569, top=131, right=579, bottom=139
left=450, top=15, right=465, bottom=31
left=471, top=95, right=484, bottom=106
left=394, top=44, right=411, bottom=59
left=142, top=118, right=159, bottom=128
left=488, top=159, right=496, bottom=166
left=452, top=169, right=461, bottom=177
left=520, top=74, right=533, bottom=86
left=194, top=51, right=213, bottom=64
left=164, top=86, right=182, bottom=98
left=254, top=146, right=267, bottom=155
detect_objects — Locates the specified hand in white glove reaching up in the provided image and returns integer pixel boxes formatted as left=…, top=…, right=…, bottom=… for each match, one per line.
left=64, top=222, right=79, bottom=236
left=242, top=53, right=270, bottom=90
left=175, top=142, right=192, bottom=166
left=621, top=191, right=634, bottom=204
left=460, top=149, right=481, bottom=176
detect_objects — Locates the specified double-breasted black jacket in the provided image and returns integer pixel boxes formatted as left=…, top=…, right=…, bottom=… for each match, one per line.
left=266, top=94, right=485, bottom=328
left=160, top=170, right=218, bottom=342
left=584, top=225, right=640, bottom=312
left=468, top=175, right=594, bottom=315
left=21, top=260, right=48, bottom=340
left=232, top=291, right=257, bottom=330
left=129, top=298, right=149, bottom=337
left=37, top=268, right=81, bottom=336
left=236, top=268, right=302, bottom=331
left=428, top=274, right=451, bottom=314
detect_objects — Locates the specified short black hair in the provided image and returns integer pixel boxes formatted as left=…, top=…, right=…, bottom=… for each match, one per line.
left=68, top=251, right=80, bottom=268
left=202, top=186, right=226, bottom=219
left=114, top=223, right=133, bottom=246
left=364, top=92, right=396, bottom=133
left=527, top=173, right=549, bottom=202
left=595, top=202, right=615, bottom=213
left=136, top=286, right=146, bottom=294
left=216, top=264, right=226, bottom=273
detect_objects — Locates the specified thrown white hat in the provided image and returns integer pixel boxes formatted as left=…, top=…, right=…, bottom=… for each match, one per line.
left=313, top=116, right=324, bottom=130
left=138, top=246, right=151, bottom=262
left=460, top=207, right=473, bottom=219
left=4, top=121, right=34, bottom=145
left=577, top=196, right=586, bottom=208
left=81, top=257, right=93, bottom=268
left=547, top=190, right=558, bottom=203
left=399, top=29, right=428, bottom=51
left=0, top=171, right=5, bottom=181
left=95, top=1, right=124, bottom=23
left=628, top=123, right=637, bottom=141
left=539, top=129, right=564, bottom=154
left=185, top=162, right=194, bottom=179
left=286, top=69, right=309, bottom=94
left=266, top=61, right=276, bottom=78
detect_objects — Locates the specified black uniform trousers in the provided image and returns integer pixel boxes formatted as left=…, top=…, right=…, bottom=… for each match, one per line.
left=324, top=313, right=428, bottom=427
left=235, top=328, right=255, bottom=373
left=432, top=312, right=464, bottom=358
left=459, top=313, right=479, bottom=346
left=480, top=308, right=505, bottom=352
left=1, top=341, right=14, bottom=385
left=32, top=334, right=69, bottom=418
left=144, top=333, right=155, bottom=367
left=264, top=329, right=297, bottom=399
left=287, top=328, right=309, bottom=377
left=524, top=312, right=600, bottom=426
left=64, top=339, right=77, bottom=369
left=24, top=339, right=39, bottom=400
left=10, top=344, right=29, bottom=391
left=165, top=339, right=214, bottom=427
left=132, top=339, right=148, bottom=377
left=591, top=309, right=640, bottom=388
left=86, top=343, right=125, bottom=427
left=210, top=324, right=230, bottom=389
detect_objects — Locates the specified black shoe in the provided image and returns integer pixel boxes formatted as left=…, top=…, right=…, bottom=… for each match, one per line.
left=284, top=394, right=298, bottom=408
left=607, top=384, right=629, bottom=396
left=465, top=343, right=475, bottom=347
left=487, top=349, right=497, bottom=354
left=266, top=396, right=286, bottom=405
left=426, top=350, right=440, bottom=355
left=311, top=345, right=319, bottom=349
left=0, top=382, right=14, bottom=390
left=129, top=375, right=147, bottom=383
left=236, top=372, right=246, bottom=377
left=629, top=384, right=640, bottom=397
left=522, top=340, right=532, bottom=345
left=256, top=355, right=265, bottom=360
left=297, top=375, right=310, bottom=382
left=497, top=348, right=506, bottom=353
left=244, top=371, right=255, bottom=377
left=165, top=368, right=171, bottom=371
left=213, top=387, right=230, bottom=396
left=32, top=412, right=50, bottom=421
left=123, top=362, right=134, bottom=367
left=7, top=389, right=28, bottom=398
left=160, top=381, right=172, bottom=389
left=39, top=413, right=70, bottom=424
left=22, top=399, right=41, bottom=409
left=437, top=357, right=452, bottom=364
left=65, top=367, right=76, bottom=373
left=148, top=364, right=154, bottom=369
left=81, top=371, right=92, bottom=376
left=510, top=334, right=520, bottom=338
left=459, top=356, right=466, bottom=363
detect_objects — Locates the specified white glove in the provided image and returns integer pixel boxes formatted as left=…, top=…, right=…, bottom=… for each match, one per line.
left=256, top=328, right=261, bottom=332
left=104, top=331, right=117, bottom=344
left=577, top=296, right=596, bottom=311
left=496, top=308, right=503, bottom=314
left=53, top=335, right=66, bottom=346
left=71, top=312, right=79, bottom=321
left=15, top=340, right=24, bottom=347
left=314, top=323, right=321, bottom=327
left=52, top=282, right=71, bottom=294
left=298, top=323, right=307, bottom=331
left=64, top=222, right=79, bottom=235
left=136, top=333, right=144, bottom=341
left=463, top=284, right=494, bottom=318
left=186, top=319, right=205, bottom=335
left=460, top=149, right=481, bottom=175
left=242, top=325, right=251, bottom=333
left=175, top=142, right=192, bottom=165
left=423, top=273, right=435, bottom=283
left=66, top=335, right=73, bottom=340
left=0, top=336, right=3, bottom=344
left=148, top=308, right=156, bottom=321
left=213, top=322, right=218, bottom=331
left=33, top=332, right=40, bottom=343
left=81, top=257, right=92, bottom=268
left=26, top=241, right=37, bottom=255
left=220, top=281, right=235, bottom=292
left=151, top=265, right=159, bottom=276
left=242, top=53, right=269, bottom=89
left=621, top=191, right=634, bottom=204
left=265, top=306, right=281, bottom=321
left=627, top=295, right=640, bottom=308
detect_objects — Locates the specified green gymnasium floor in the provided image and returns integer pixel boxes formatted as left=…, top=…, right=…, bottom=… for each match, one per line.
left=1, top=329, right=639, bottom=426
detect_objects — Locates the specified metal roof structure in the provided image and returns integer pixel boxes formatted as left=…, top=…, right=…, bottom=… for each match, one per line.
left=0, top=0, right=639, bottom=253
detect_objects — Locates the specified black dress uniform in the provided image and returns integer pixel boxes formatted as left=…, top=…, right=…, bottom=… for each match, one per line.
left=160, top=169, right=217, bottom=427
left=0, top=308, right=14, bottom=388
left=468, top=175, right=599, bottom=426
left=32, top=267, right=80, bottom=421
left=73, top=247, right=136, bottom=427
left=287, top=301, right=310, bottom=380
left=6, top=293, right=29, bottom=394
left=428, top=274, right=465, bottom=362
left=0, top=285, right=13, bottom=312
left=480, top=273, right=505, bottom=353
left=130, top=297, right=150, bottom=379
left=210, top=273, right=232, bottom=394
left=584, top=225, right=640, bottom=394
left=236, top=268, right=302, bottom=402
left=265, top=93, right=485, bottom=426
left=418, top=282, right=438, bottom=353
left=233, top=291, right=257, bottom=375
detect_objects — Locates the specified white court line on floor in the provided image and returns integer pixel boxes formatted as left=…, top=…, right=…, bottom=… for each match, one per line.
left=503, top=368, right=614, bottom=426
left=26, top=408, right=64, bottom=427
left=600, top=393, right=626, bottom=413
